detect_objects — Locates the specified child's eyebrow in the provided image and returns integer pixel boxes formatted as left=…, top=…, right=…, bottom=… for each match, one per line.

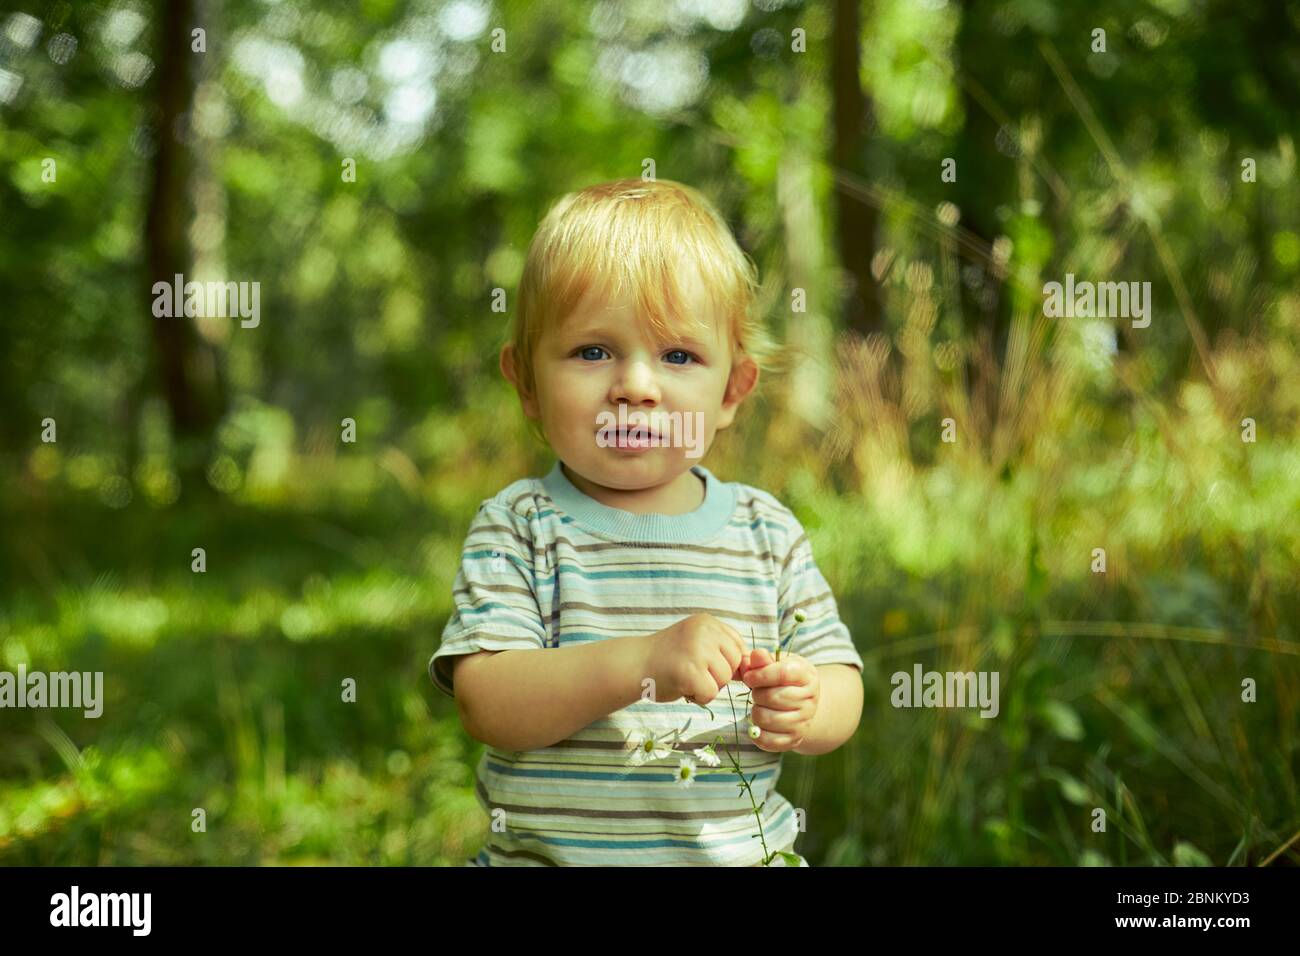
left=673, top=335, right=714, bottom=351
left=563, top=325, right=714, bottom=351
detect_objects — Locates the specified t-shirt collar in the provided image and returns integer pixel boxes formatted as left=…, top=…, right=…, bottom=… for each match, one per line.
left=541, top=459, right=735, bottom=543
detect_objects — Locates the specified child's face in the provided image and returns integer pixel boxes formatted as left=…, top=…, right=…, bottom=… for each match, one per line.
left=504, top=267, right=757, bottom=500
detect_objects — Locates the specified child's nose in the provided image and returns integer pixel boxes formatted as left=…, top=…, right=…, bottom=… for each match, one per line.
left=611, top=360, right=661, bottom=404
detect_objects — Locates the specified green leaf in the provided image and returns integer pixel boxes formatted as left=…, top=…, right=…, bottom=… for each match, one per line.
left=1173, top=841, right=1212, bottom=867
left=1040, top=700, right=1085, bottom=741
left=1041, top=767, right=1090, bottom=805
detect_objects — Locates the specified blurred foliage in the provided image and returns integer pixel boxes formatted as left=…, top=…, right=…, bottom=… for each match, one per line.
left=1, top=0, right=1298, bottom=865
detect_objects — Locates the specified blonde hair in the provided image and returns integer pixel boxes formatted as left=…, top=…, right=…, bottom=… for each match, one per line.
left=509, top=179, right=778, bottom=416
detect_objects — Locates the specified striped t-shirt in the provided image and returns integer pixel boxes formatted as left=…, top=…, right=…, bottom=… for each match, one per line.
left=429, top=459, right=864, bottom=866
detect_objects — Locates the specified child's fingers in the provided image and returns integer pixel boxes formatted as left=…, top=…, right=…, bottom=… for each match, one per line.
left=745, top=657, right=814, bottom=689
left=734, top=646, right=773, bottom=681
left=731, top=650, right=753, bottom=681
left=749, top=728, right=801, bottom=752
left=750, top=705, right=806, bottom=733
left=744, top=661, right=793, bottom=688
left=751, top=685, right=813, bottom=711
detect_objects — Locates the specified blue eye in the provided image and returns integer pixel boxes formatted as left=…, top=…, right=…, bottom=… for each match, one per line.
left=576, top=346, right=607, bottom=361
left=664, top=350, right=695, bottom=365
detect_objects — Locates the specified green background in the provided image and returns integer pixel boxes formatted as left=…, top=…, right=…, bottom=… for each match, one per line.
left=1, top=0, right=1297, bottom=865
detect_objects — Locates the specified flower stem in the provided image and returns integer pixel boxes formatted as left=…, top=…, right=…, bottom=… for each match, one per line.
left=678, top=623, right=809, bottom=865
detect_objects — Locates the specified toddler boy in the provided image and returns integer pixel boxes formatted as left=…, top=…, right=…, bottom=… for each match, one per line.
left=429, top=179, right=864, bottom=866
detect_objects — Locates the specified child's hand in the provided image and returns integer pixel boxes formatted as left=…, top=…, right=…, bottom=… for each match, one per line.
left=643, top=613, right=748, bottom=706
left=740, top=647, right=819, bottom=752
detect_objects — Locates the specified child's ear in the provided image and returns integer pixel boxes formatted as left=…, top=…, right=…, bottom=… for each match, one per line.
left=717, top=354, right=759, bottom=429
left=500, top=343, right=539, bottom=419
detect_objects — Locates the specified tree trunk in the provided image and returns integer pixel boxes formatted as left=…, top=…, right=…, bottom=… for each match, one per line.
left=832, top=0, right=884, bottom=337
left=144, top=0, right=220, bottom=488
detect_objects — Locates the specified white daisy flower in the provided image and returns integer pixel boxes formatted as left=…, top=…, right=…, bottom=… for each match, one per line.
left=675, top=757, right=698, bottom=787
left=692, top=745, right=721, bottom=767
left=626, top=727, right=674, bottom=766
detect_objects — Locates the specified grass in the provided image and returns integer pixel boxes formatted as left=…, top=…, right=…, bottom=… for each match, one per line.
left=2, top=311, right=1298, bottom=865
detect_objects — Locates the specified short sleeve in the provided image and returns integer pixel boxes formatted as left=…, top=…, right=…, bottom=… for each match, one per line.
left=777, top=514, right=863, bottom=672
left=429, top=501, right=548, bottom=699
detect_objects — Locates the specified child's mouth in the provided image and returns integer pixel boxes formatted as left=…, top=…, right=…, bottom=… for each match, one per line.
left=600, top=426, right=661, bottom=449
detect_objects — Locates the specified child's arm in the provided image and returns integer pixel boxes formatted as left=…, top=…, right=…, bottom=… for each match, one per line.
left=453, top=613, right=750, bottom=752
left=793, top=664, right=863, bottom=756
left=452, top=637, right=654, bottom=752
